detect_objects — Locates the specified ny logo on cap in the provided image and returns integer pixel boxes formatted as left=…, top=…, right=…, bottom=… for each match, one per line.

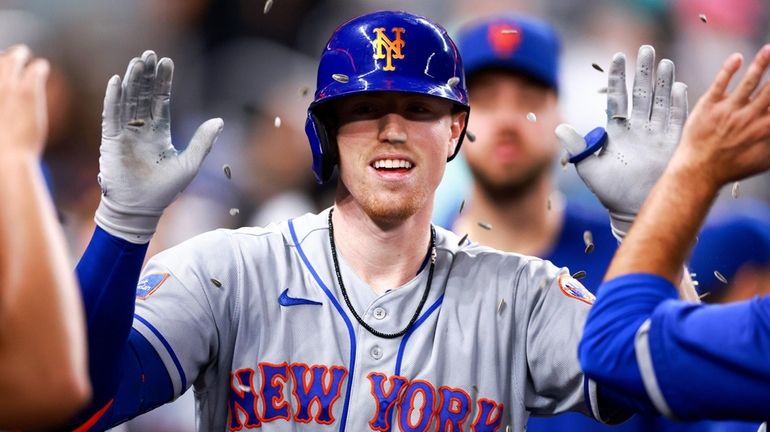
left=372, top=27, right=405, bottom=71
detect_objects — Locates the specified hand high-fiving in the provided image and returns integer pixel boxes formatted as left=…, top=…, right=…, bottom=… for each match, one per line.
left=95, top=50, right=223, bottom=244
left=556, top=45, right=688, bottom=240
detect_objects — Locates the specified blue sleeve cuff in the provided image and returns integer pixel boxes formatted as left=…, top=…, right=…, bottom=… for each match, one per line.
left=579, top=273, right=678, bottom=414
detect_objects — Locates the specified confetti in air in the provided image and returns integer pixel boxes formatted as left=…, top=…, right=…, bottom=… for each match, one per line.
left=526, top=112, right=537, bottom=122
left=714, top=270, right=727, bottom=284
left=332, top=73, right=349, bottom=83
left=583, top=230, right=594, bottom=254
left=572, top=270, right=587, bottom=280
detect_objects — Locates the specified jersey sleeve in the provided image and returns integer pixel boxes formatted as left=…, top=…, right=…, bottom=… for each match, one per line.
left=638, top=295, right=770, bottom=421
left=132, top=229, right=240, bottom=397
left=516, top=259, right=624, bottom=420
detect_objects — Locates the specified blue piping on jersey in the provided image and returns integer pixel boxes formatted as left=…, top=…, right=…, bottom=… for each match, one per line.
left=135, top=314, right=187, bottom=390
left=394, top=294, right=444, bottom=376
left=288, top=218, right=355, bottom=432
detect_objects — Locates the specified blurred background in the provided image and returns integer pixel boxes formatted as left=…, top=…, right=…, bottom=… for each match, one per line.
left=0, top=0, right=768, bottom=430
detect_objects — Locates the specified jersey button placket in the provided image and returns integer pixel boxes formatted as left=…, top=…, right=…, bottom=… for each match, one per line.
left=370, top=345, right=383, bottom=360
left=373, top=307, right=387, bottom=320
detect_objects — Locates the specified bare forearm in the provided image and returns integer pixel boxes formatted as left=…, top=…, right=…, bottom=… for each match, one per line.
left=605, top=156, right=719, bottom=284
left=0, top=154, right=90, bottom=427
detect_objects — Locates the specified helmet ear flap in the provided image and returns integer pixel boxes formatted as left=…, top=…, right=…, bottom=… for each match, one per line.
left=305, top=109, right=339, bottom=184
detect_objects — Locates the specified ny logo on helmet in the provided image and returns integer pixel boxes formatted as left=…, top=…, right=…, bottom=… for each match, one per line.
left=372, top=27, right=405, bottom=71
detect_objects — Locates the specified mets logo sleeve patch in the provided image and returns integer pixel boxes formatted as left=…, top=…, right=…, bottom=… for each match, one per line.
left=136, top=273, right=170, bottom=300
left=558, top=274, right=596, bottom=305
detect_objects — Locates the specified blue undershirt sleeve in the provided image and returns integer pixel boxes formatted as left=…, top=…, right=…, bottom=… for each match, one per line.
left=71, top=226, right=175, bottom=429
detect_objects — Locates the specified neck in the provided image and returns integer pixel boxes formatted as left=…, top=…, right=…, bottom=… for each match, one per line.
left=331, top=198, right=433, bottom=295
left=455, top=174, right=563, bottom=256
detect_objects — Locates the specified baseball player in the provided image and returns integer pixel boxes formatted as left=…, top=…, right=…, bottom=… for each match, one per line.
left=72, top=11, right=691, bottom=431
left=558, top=44, right=770, bottom=425
left=0, top=45, right=90, bottom=428
left=446, top=14, right=677, bottom=432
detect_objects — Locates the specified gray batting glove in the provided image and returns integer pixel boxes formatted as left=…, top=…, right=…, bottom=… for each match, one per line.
left=95, top=50, right=223, bottom=244
left=556, top=45, right=688, bottom=241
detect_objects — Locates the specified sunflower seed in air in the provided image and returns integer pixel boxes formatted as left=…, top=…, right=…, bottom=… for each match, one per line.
left=128, top=119, right=145, bottom=127
left=572, top=270, right=587, bottom=280
left=478, top=221, right=492, bottom=230
left=497, top=298, right=506, bottom=315
left=583, top=230, right=595, bottom=254
left=547, top=198, right=551, bottom=210
left=597, top=87, right=608, bottom=94
left=332, top=73, right=349, bottom=83
left=466, top=130, right=476, bottom=142
left=274, top=116, right=282, bottom=128
left=210, top=278, right=222, bottom=288
left=592, top=63, right=604, bottom=73
left=447, top=76, right=460, bottom=87
left=229, top=208, right=240, bottom=216
left=501, top=29, right=518, bottom=35
left=699, top=14, right=707, bottom=23
left=263, top=0, right=273, bottom=14
left=526, top=112, right=537, bottom=122
left=459, top=199, right=465, bottom=214
left=223, top=164, right=232, bottom=179
left=698, top=291, right=710, bottom=299
left=611, top=114, right=627, bottom=120
left=714, top=270, right=727, bottom=284
left=300, top=86, right=310, bottom=97
left=731, top=182, right=740, bottom=199
left=457, top=233, right=469, bottom=246
left=560, top=152, right=569, bottom=168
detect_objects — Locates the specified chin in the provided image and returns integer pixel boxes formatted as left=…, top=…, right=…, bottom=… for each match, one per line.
left=360, top=191, right=426, bottom=223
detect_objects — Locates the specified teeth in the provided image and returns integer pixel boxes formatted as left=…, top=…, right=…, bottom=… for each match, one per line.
left=374, top=159, right=412, bottom=169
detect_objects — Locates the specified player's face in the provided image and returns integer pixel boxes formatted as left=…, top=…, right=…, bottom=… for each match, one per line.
left=332, top=92, right=465, bottom=222
left=463, top=71, right=560, bottom=199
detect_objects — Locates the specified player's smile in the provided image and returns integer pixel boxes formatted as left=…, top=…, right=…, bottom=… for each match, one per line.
left=369, top=154, right=415, bottom=181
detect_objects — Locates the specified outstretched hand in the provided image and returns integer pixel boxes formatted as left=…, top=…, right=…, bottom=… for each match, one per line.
left=556, top=45, right=688, bottom=240
left=670, top=44, right=770, bottom=187
left=95, top=50, right=223, bottom=244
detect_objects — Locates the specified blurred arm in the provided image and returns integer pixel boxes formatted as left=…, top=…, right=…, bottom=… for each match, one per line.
left=0, top=45, right=90, bottom=429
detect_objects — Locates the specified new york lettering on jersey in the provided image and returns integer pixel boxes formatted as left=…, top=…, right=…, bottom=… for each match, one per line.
left=133, top=210, right=602, bottom=431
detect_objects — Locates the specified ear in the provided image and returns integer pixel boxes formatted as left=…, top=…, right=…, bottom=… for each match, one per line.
left=448, top=110, right=468, bottom=158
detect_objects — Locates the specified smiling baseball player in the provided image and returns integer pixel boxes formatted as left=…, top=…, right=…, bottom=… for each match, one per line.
left=67, top=10, right=699, bottom=431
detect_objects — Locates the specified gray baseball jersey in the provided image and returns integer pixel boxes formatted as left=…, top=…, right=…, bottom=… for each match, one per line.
left=133, top=208, right=611, bottom=431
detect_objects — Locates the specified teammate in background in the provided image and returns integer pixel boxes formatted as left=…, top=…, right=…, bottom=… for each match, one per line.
left=689, top=201, right=770, bottom=304
left=72, top=12, right=694, bottom=431
left=449, top=14, right=659, bottom=432
left=561, top=44, right=770, bottom=423
left=0, top=45, right=91, bottom=429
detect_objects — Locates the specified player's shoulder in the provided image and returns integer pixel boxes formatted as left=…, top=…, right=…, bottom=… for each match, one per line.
left=436, top=226, right=561, bottom=277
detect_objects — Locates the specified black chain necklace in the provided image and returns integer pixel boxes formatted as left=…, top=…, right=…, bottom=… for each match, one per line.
left=327, top=208, right=437, bottom=339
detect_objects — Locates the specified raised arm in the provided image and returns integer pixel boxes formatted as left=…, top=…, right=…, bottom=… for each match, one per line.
left=576, top=45, right=770, bottom=421
left=73, top=50, right=222, bottom=428
left=0, top=45, right=91, bottom=429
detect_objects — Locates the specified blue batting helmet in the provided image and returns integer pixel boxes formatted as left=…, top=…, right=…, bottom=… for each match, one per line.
left=305, top=10, right=470, bottom=184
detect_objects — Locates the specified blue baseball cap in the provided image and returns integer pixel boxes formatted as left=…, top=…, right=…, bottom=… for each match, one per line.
left=455, top=13, right=561, bottom=91
left=689, top=201, right=770, bottom=296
